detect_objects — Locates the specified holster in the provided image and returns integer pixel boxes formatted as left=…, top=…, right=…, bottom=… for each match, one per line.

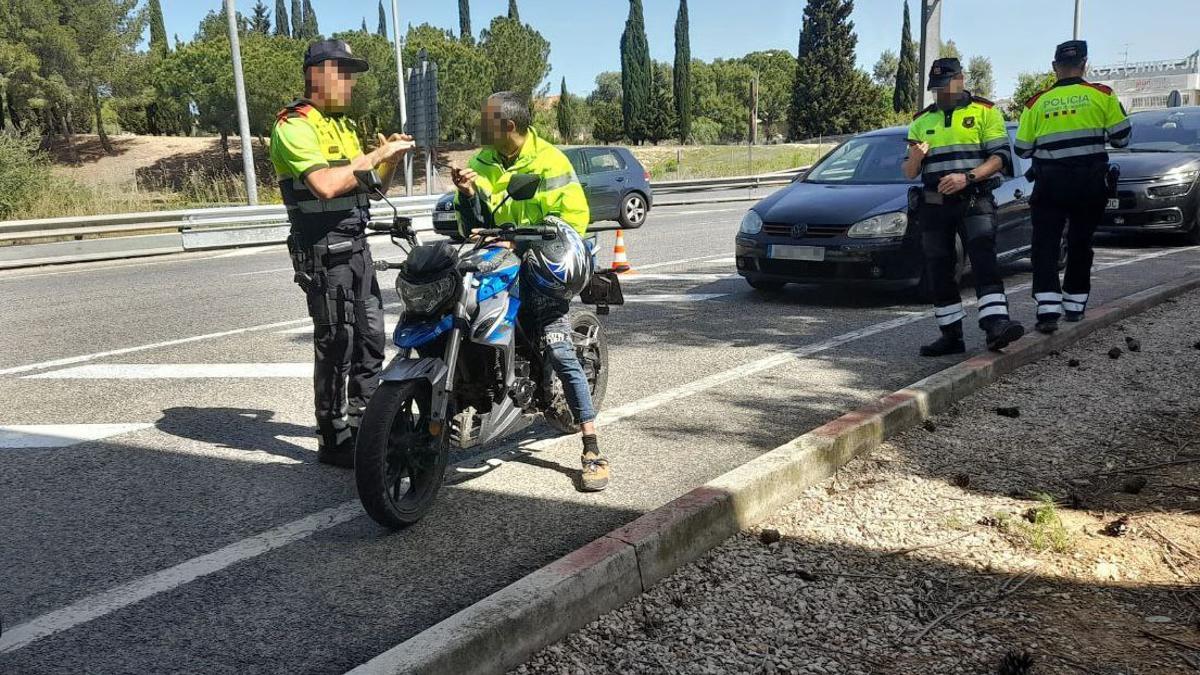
left=1105, top=163, right=1121, bottom=197
left=286, top=234, right=320, bottom=294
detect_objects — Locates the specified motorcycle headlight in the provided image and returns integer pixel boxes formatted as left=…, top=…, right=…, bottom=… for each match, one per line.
left=396, top=274, right=458, bottom=316
left=847, top=212, right=908, bottom=238
left=739, top=210, right=763, bottom=235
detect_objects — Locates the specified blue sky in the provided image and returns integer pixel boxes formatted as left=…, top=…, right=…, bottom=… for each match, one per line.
left=158, top=0, right=1196, bottom=99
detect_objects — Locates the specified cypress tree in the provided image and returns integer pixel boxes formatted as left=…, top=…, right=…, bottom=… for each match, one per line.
left=148, top=0, right=169, bottom=57
left=291, top=0, right=303, bottom=38
left=377, top=1, right=388, bottom=37
left=673, top=0, right=691, bottom=143
left=275, top=0, right=290, bottom=37
left=893, top=0, right=919, bottom=113
left=507, top=0, right=520, bottom=22
left=251, top=2, right=272, bottom=35
left=302, top=0, right=319, bottom=39
left=459, top=0, right=473, bottom=43
left=556, top=77, right=574, bottom=142
left=788, top=0, right=881, bottom=138
left=620, top=0, right=651, bottom=143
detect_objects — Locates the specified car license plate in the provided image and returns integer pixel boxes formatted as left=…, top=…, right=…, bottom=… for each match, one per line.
left=1106, top=198, right=1120, bottom=210
left=433, top=211, right=457, bottom=223
left=768, top=245, right=825, bottom=262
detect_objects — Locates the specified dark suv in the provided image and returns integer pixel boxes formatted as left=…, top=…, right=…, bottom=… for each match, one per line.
left=433, top=146, right=652, bottom=239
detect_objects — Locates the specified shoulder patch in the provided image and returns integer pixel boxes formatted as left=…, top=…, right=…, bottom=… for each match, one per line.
left=913, top=103, right=936, bottom=120
left=275, top=101, right=314, bottom=124
left=1082, top=81, right=1114, bottom=95
left=970, top=95, right=995, bottom=108
left=1024, top=87, right=1052, bottom=109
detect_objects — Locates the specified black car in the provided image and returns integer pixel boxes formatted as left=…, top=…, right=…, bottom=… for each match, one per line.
left=735, top=124, right=1035, bottom=293
left=433, top=146, right=653, bottom=239
left=1103, top=106, right=1200, bottom=242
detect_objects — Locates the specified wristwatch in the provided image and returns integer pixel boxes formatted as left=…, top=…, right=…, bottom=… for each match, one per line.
left=966, top=172, right=977, bottom=183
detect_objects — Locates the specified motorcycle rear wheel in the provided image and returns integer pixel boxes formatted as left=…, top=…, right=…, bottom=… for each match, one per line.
left=545, top=309, right=610, bottom=434
left=355, top=379, right=448, bottom=529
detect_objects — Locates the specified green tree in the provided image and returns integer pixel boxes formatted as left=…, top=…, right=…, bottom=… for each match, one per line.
left=1007, top=71, right=1055, bottom=119
left=69, top=0, right=145, bottom=153
left=556, top=77, right=575, bottom=142
left=939, top=39, right=960, bottom=60
left=403, top=24, right=495, bottom=141
left=148, top=0, right=169, bottom=57
left=673, top=0, right=691, bottom=143
left=893, top=0, right=919, bottom=113
left=377, top=1, right=388, bottom=38
left=872, top=49, right=897, bottom=87
left=301, top=0, right=319, bottom=39
left=743, top=50, right=795, bottom=141
left=360, top=18, right=368, bottom=33
left=274, top=0, right=290, bottom=37
left=251, top=2, right=272, bottom=35
left=290, top=0, right=303, bottom=39
left=620, top=0, right=651, bottom=143
left=966, top=55, right=995, bottom=99
left=645, top=62, right=676, bottom=144
left=590, top=100, right=623, bottom=143
left=458, top=0, right=472, bottom=42
left=479, top=16, right=550, bottom=102
left=197, top=7, right=248, bottom=41
left=590, top=71, right=622, bottom=103
left=333, top=31, right=402, bottom=137
left=507, top=0, right=520, bottom=22
left=788, top=0, right=883, bottom=139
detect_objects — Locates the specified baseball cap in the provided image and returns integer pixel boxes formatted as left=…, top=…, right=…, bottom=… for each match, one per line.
left=303, top=39, right=369, bottom=73
left=927, top=57, right=962, bottom=90
left=1055, top=40, right=1088, bottom=62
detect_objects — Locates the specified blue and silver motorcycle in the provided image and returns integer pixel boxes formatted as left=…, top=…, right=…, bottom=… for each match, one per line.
left=351, top=171, right=624, bottom=529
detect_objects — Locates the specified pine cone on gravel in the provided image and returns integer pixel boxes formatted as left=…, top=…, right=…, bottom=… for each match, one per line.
left=1068, top=358, right=1081, bottom=367
left=1125, top=336, right=1142, bottom=352
left=998, top=650, right=1035, bottom=675
left=1108, top=347, right=1123, bottom=359
left=1103, top=516, right=1131, bottom=537
left=996, top=406, right=1021, bottom=418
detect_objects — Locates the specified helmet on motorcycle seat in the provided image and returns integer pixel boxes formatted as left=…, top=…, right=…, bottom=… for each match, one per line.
left=521, top=218, right=593, bottom=300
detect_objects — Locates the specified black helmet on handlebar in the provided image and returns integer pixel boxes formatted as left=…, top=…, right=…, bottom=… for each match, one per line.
left=521, top=218, right=593, bottom=300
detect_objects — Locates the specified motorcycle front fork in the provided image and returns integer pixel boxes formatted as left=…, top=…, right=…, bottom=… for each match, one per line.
left=429, top=272, right=475, bottom=436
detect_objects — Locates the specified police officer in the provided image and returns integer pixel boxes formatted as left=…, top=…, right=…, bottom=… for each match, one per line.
left=904, top=57, right=1025, bottom=356
left=1016, top=40, right=1131, bottom=333
left=270, top=39, right=415, bottom=467
left=450, top=92, right=609, bottom=492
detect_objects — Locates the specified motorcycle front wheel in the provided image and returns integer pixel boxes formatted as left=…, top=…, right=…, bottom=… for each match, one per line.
left=355, top=379, right=448, bottom=529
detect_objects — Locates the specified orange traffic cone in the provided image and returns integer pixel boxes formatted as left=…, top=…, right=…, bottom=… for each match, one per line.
left=611, top=230, right=634, bottom=274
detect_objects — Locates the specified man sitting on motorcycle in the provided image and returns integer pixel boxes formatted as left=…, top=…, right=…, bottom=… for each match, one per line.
left=451, top=91, right=609, bottom=492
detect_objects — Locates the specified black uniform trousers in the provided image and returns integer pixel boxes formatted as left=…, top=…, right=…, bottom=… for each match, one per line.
left=302, top=234, right=386, bottom=448
left=920, top=192, right=1011, bottom=331
left=1030, top=163, right=1108, bottom=319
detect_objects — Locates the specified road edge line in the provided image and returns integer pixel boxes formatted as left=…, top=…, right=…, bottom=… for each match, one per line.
left=346, top=271, right=1200, bottom=675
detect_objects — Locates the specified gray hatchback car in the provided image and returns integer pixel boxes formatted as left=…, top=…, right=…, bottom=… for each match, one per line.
left=433, top=146, right=652, bottom=239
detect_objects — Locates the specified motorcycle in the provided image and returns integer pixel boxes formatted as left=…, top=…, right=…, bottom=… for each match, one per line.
left=351, top=170, right=625, bottom=529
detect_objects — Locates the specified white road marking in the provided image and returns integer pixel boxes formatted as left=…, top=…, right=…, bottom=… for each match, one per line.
left=634, top=254, right=730, bottom=271
left=623, top=293, right=729, bottom=303
left=662, top=207, right=749, bottom=217
left=232, top=266, right=296, bottom=277
left=214, top=246, right=284, bottom=258
left=1, top=245, right=1195, bottom=654
left=618, top=273, right=735, bottom=282
left=26, top=363, right=313, bottom=380
left=0, top=502, right=363, bottom=655
left=0, top=424, right=153, bottom=449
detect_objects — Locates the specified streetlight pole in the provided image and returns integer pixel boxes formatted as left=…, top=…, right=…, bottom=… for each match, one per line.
left=390, top=0, right=413, bottom=195
left=1073, top=0, right=1082, bottom=39
left=225, top=0, right=258, bottom=205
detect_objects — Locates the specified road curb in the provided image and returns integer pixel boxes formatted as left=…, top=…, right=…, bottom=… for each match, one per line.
left=349, top=273, right=1200, bottom=675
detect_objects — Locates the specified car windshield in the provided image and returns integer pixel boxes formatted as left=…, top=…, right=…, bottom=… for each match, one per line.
left=804, top=134, right=918, bottom=185
left=1115, top=109, right=1200, bottom=153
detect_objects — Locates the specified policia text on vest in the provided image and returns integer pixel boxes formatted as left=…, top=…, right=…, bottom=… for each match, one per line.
left=1015, top=40, right=1131, bottom=334
left=903, top=57, right=1026, bottom=358
left=269, top=38, right=415, bottom=468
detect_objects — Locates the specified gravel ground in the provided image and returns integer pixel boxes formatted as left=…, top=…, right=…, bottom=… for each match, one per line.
left=515, top=291, right=1200, bottom=675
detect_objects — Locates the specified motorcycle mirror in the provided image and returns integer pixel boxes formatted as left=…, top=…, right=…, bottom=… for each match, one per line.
left=506, top=173, right=541, bottom=202
left=354, top=169, right=385, bottom=195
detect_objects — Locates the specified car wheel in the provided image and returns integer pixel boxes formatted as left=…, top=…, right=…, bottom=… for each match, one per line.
left=1183, top=218, right=1200, bottom=245
left=618, top=192, right=648, bottom=229
left=747, top=278, right=786, bottom=293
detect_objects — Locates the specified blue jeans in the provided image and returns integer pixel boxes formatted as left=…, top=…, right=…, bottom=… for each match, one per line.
left=521, top=291, right=596, bottom=425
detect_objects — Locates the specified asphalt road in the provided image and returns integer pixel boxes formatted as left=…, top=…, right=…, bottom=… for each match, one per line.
left=2, top=200, right=1198, bottom=674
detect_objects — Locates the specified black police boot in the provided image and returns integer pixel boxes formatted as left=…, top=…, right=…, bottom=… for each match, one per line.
left=983, top=317, right=1025, bottom=351
left=1064, top=310, right=1085, bottom=323
left=1035, top=316, right=1060, bottom=335
left=317, top=424, right=355, bottom=469
left=920, top=322, right=966, bottom=357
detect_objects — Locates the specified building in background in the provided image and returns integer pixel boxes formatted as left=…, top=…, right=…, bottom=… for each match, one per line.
left=1091, top=51, right=1200, bottom=112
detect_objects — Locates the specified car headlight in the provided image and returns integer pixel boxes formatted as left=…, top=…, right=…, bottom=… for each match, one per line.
left=1148, top=170, right=1198, bottom=198
left=847, top=212, right=908, bottom=238
left=739, top=210, right=763, bottom=235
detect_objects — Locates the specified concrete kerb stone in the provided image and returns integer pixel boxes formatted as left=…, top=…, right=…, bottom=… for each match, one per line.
left=352, top=272, right=1200, bottom=675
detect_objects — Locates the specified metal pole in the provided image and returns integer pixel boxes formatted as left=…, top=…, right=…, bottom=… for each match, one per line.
left=1073, top=0, right=1082, bottom=40
left=918, top=0, right=942, bottom=109
left=225, top=0, right=258, bottom=205
left=390, top=0, right=413, bottom=195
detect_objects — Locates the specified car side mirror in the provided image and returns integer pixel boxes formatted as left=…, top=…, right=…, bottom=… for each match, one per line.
left=506, top=173, right=541, bottom=201
left=354, top=169, right=384, bottom=195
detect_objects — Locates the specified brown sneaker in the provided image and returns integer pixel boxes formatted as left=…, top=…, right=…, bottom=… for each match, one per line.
left=580, top=452, right=610, bottom=492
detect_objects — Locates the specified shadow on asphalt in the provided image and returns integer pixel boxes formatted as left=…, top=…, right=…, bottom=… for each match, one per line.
left=156, top=406, right=313, bottom=463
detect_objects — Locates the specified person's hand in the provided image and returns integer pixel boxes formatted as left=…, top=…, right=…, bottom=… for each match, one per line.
left=938, top=172, right=969, bottom=195
left=374, top=133, right=415, bottom=163
left=908, top=141, right=930, bottom=161
left=451, top=165, right=478, bottom=198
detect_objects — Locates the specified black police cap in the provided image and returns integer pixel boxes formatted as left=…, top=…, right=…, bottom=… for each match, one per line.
left=1055, top=40, right=1088, bottom=62
left=303, top=39, right=369, bottom=73
left=927, top=57, right=963, bottom=90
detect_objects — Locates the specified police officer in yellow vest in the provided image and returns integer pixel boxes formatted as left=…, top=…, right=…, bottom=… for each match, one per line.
left=270, top=39, right=415, bottom=467
left=904, top=57, right=1025, bottom=356
left=451, top=92, right=609, bottom=492
left=1016, top=40, right=1131, bottom=333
